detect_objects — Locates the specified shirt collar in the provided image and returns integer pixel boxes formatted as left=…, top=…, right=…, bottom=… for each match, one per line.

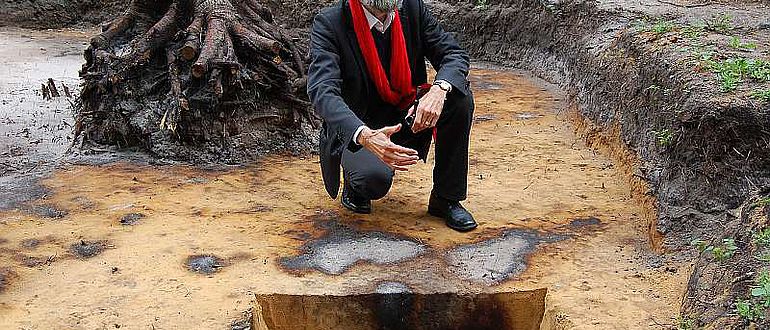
left=362, top=5, right=394, bottom=33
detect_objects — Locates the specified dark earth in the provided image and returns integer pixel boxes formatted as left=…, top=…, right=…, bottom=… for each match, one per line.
left=119, top=212, right=145, bottom=225
left=186, top=254, right=226, bottom=275
left=70, top=240, right=107, bottom=259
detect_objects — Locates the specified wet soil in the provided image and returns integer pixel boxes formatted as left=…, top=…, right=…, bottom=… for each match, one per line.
left=0, top=31, right=688, bottom=327
left=0, top=27, right=94, bottom=214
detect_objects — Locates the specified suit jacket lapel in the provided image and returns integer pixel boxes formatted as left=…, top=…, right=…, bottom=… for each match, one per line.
left=342, top=0, right=372, bottom=102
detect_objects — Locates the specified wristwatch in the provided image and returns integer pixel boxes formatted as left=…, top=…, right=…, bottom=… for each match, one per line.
left=433, top=80, right=452, bottom=93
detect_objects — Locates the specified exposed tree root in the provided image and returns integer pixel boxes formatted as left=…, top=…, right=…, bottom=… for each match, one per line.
left=77, top=0, right=313, bottom=162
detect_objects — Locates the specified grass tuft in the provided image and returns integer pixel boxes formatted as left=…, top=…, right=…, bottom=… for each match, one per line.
left=652, top=129, right=674, bottom=147
left=706, top=14, right=733, bottom=33
left=707, top=58, right=770, bottom=92
left=729, top=37, right=757, bottom=50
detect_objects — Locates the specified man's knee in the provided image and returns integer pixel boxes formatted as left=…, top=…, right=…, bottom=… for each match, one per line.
left=352, top=166, right=393, bottom=200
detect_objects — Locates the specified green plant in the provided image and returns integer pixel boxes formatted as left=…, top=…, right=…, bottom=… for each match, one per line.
left=710, top=238, right=738, bottom=262
left=751, top=89, right=770, bottom=102
left=706, top=14, right=733, bottom=33
left=646, top=84, right=662, bottom=92
left=474, top=0, right=487, bottom=8
left=729, top=37, right=757, bottom=50
left=681, top=23, right=706, bottom=39
left=756, top=253, right=770, bottom=262
left=652, top=129, right=674, bottom=147
left=652, top=19, right=676, bottom=35
left=755, top=197, right=770, bottom=207
left=718, top=71, right=740, bottom=92
left=709, top=58, right=770, bottom=92
left=688, top=46, right=717, bottom=71
left=736, top=299, right=765, bottom=321
left=755, top=228, right=770, bottom=247
left=676, top=314, right=696, bottom=330
left=748, top=59, right=770, bottom=81
left=691, top=238, right=709, bottom=252
left=691, top=238, right=738, bottom=261
left=752, top=270, right=770, bottom=307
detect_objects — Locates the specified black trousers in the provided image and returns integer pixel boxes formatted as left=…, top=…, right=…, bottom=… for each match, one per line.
left=342, top=92, right=474, bottom=202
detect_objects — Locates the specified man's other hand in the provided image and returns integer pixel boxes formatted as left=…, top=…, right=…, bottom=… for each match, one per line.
left=358, top=124, right=419, bottom=171
left=410, top=85, right=447, bottom=133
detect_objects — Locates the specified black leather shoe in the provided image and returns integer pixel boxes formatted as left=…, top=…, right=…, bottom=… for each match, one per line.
left=428, top=193, right=477, bottom=232
left=341, top=183, right=371, bottom=214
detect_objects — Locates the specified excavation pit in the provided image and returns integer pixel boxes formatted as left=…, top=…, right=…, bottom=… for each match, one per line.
left=252, top=290, right=547, bottom=330
left=0, top=28, right=689, bottom=329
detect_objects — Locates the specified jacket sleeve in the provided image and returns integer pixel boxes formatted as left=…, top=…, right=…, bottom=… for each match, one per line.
left=307, top=13, right=365, bottom=150
left=418, top=0, right=470, bottom=96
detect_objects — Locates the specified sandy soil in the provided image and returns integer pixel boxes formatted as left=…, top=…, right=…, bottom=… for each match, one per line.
left=0, top=30, right=690, bottom=329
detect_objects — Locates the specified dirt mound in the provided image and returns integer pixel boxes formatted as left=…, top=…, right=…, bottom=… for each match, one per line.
left=0, top=0, right=122, bottom=29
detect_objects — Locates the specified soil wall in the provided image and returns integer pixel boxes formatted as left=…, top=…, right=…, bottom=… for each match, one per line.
left=0, top=0, right=122, bottom=28
left=428, top=0, right=770, bottom=327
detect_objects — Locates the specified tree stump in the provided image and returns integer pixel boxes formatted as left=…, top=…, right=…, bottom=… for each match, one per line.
left=76, top=0, right=315, bottom=162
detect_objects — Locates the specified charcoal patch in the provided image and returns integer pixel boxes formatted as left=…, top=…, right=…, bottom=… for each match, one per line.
left=185, top=177, right=209, bottom=184
left=230, top=309, right=253, bottom=330
left=70, top=240, right=107, bottom=259
left=27, top=204, right=68, bottom=219
left=186, top=255, right=226, bottom=275
left=279, top=212, right=426, bottom=275
left=119, top=213, right=145, bottom=225
left=446, top=230, right=563, bottom=285
left=472, top=80, right=503, bottom=90
left=474, top=114, right=497, bottom=122
left=375, top=281, right=412, bottom=294
left=14, top=254, right=44, bottom=267
left=0, top=175, right=48, bottom=211
left=0, top=268, right=17, bottom=293
left=20, top=238, right=41, bottom=249
left=569, top=217, right=602, bottom=228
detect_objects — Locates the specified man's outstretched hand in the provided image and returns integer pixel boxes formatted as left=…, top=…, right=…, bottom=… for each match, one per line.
left=358, top=124, right=419, bottom=171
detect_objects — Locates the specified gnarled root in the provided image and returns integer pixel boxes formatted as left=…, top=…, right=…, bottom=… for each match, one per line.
left=79, top=0, right=310, bottom=144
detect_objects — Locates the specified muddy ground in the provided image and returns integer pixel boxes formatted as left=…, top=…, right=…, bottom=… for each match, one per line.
left=1, top=0, right=770, bottom=329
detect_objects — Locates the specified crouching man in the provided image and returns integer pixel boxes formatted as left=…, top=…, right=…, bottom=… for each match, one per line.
left=306, top=0, right=476, bottom=231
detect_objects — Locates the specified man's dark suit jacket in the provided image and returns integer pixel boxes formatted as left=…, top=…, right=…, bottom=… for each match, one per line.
left=307, top=0, right=470, bottom=198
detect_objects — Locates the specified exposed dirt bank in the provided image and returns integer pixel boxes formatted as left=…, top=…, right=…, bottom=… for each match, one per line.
left=0, top=0, right=122, bottom=29
left=427, top=0, right=770, bottom=327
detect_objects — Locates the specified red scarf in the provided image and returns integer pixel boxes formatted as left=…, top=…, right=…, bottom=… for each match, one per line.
left=349, top=0, right=415, bottom=110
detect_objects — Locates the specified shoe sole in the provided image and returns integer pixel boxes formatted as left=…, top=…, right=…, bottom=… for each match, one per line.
left=428, top=208, right=477, bottom=232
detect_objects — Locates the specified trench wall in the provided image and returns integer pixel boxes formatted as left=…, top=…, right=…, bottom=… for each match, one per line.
left=430, top=0, right=770, bottom=249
